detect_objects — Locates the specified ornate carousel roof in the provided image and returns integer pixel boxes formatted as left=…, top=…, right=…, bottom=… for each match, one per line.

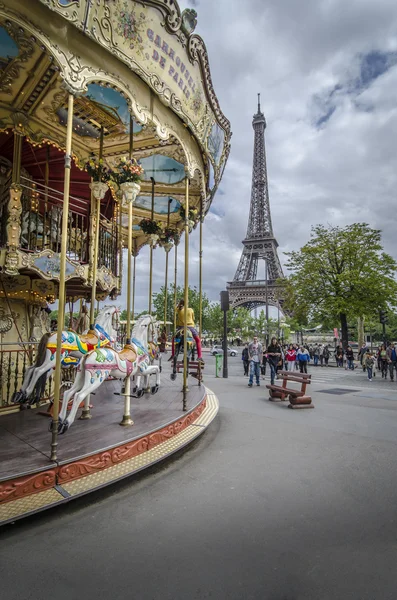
left=0, top=0, right=231, bottom=245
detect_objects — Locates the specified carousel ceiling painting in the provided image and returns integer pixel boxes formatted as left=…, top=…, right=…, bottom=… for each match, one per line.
left=0, top=25, right=19, bottom=69
left=56, top=84, right=143, bottom=139
left=139, top=155, right=185, bottom=185
left=134, top=195, right=181, bottom=214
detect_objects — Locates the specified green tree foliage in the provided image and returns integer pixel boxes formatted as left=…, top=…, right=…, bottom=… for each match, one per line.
left=283, top=223, right=397, bottom=348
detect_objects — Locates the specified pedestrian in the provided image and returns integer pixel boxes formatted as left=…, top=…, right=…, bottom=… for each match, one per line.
left=335, top=346, right=344, bottom=367
left=358, top=343, right=368, bottom=371
left=241, top=344, right=249, bottom=377
left=313, top=344, right=320, bottom=367
left=376, top=345, right=382, bottom=372
left=387, top=343, right=397, bottom=382
left=319, top=344, right=324, bottom=367
left=297, top=345, right=310, bottom=373
left=345, top=345, right=354, bottom=370
left=247, top=335, right=263, bottom=387
left=364, top=349, right=375, bottom=381
left=267, top=336, right=282, bottom=385
left=285, top=343, right=297, bottom=372
left=379, top=344, right=389, bottom=379
left=261, top=351, right=267, bottom=379
left=323, top=345, right=330, bottom=366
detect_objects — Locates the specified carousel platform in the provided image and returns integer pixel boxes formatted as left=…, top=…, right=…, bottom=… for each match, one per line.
left=0, top=377, right=219, bottom=526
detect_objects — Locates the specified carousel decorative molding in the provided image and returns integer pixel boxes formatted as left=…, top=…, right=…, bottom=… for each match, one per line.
left=5, top=184, right=23, bottom=275
left=0, top=18, right=35, bottom=94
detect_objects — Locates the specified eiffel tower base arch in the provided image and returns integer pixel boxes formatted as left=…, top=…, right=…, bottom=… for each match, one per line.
left=228, top=281, right=286, bottom=313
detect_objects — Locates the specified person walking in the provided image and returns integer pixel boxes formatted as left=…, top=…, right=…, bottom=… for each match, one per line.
left=358, top=343, right=368, bottom=371
left=313, top=344, right=320, bottom=367
left=323, top=345, right=330, bottom=366
left=345, top=345, right=355, bottom=370
left=380, top=344, right=389, bottom=379
left=335, top=346, right=344, bottom=368
left=319, top=344, right=324, bottom=367
left=364, top=349, right=375, bottom=381
left=267, top=337, right=282, bottom=385
left=248, top=336, right=262, bottom=387
left=261, top=351, right=267, bottom=379
left=285, top=344, right=297, bottom=372
left=297, top=345, right=310, bottom=373
left=387, top=343, right=397, bottom=382
left=241, top=344, right=249, bottom=377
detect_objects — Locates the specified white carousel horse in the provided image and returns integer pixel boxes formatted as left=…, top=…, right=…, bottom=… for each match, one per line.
left=21, top=205, right=61, bottom=245
left=12, top=305, right=120, bottom=405
left=21, top=211, right=44, bottom=245
left=58, top=314, right=160, bottom=433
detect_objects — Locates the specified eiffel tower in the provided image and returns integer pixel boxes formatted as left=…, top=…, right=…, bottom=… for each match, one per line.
left=227, top=95, right=284, bottom=311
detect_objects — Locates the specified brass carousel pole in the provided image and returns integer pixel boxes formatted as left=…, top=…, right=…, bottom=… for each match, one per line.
left=120, top=116, right=135, bottom=426
left=148, top=177, right=155, bottom=315
left=199, top=198, right=203, bottom=342
left=50, top=93, right=74, bottom=461
left=132, top=238, right=137, bottom=321
left=163, top=198, right=172, bottom=328
left=182, top=176, right=190, bottom=409
left=89, top=126, right=104, bottom=329
left=43, top=146, right=50, bottom=248
left=173, top=240, right=178, bottom=337
left=82, top=127, right=105, bottom=422
left=130, top=119, right=137, bottom=325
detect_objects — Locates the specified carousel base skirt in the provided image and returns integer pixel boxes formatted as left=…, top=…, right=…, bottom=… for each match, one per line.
left=0, top=378, right=219, bottom=526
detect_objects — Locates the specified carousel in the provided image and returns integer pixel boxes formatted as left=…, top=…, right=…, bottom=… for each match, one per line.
left=0, top=0, right=230, bottom=525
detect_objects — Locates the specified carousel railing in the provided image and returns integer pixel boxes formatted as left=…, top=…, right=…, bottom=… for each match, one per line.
left=18, top=176, right=90, bottom=263
left=98, top=220, right=118, bottom=275
left=0, top=343, right=76, bottom=409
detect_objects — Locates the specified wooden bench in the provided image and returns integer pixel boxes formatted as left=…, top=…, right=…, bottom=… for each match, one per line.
left=176, top=360, right=204, bottom=383
left=266, top=370, right=314, bottom=409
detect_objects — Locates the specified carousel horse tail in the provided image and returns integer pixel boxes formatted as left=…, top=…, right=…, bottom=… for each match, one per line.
left=35, top=332, right=52, bottom=367
left=29, top=371, right=49, bottom=406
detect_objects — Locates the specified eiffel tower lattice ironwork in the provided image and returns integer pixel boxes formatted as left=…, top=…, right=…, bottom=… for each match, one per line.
left=227, top=95, right=284, bottom=311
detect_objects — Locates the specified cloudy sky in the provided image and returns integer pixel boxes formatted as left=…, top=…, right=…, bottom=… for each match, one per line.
left=123, top=0, right=397, bottom=314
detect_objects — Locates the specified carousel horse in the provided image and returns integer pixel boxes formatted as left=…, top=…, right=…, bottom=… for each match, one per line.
left=12, top=305, right=120, bottom=406
left=170, top=327, right=194, bottom=381
left=58, top=314, right=160, bottom=433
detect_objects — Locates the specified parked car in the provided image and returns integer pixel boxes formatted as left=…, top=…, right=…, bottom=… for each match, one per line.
left=210, top=345, right=237, bottom=357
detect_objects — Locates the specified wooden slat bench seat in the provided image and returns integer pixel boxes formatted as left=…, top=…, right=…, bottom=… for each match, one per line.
left=266, top=370, right=314, bottom=409
left=176, top=361, right=204, bottom=382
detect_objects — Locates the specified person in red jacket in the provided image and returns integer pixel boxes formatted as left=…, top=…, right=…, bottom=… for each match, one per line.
left=285, top=344, right=297, bottom=372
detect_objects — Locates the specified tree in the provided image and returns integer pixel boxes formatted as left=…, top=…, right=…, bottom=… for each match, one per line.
left=284, top=224, right=397, bottom=349
left=206, top=303, right=223, bottom=337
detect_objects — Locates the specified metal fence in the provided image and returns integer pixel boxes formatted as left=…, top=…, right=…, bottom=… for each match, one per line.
left=0, top=344, right=76, bottom=409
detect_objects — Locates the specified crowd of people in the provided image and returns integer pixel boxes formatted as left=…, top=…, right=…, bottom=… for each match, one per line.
left=240, top=338, right=397, bottom=385
left=241, top=338, right=316, bottom=387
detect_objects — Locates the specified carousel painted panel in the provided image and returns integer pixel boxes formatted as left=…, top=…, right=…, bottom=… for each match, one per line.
left=33, top=0, right=230, bottom=148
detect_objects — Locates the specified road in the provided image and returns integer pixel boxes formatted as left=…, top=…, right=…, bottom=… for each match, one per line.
left=1, top=356, right=397, bottom=600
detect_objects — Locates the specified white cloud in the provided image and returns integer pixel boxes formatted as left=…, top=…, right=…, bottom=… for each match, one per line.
left=112, top=0, right=397, bottom=314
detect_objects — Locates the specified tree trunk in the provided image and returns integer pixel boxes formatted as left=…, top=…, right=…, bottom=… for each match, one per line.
left=340, top=313, right=349, bottom=350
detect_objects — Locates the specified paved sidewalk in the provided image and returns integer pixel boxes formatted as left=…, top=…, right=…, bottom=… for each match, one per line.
left=1, top=357, right=396, bottom=600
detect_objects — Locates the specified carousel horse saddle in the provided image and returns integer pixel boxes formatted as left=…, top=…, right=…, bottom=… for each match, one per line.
left=175, top=328, right=193, bottom=343
left=118, top=344, right=138, bottom=363
left=80, top=329, right=99, bottom=347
